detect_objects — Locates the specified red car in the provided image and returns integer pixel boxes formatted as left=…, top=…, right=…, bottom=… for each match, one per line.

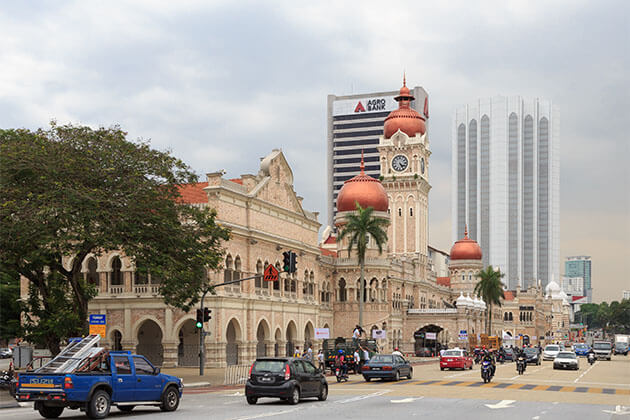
left=440, top=349, right=473, bottom=371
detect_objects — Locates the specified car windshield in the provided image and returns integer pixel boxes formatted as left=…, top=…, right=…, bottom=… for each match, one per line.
left=371, top=355, right=393, bottom=364
left=252, top=360, right=286, bottom=373
left=524, top=348, right=538, bottom=354
left=545, top=346, right=559, bottom=351
left=557, top=352, right=576, bottom=359
left=574, top=344, right=587, bottom=349
left=442, top=350, right=462, bottom=356
left=593, top=343, right=611, bottom=350
left=505, top=348, right=513, bottom=353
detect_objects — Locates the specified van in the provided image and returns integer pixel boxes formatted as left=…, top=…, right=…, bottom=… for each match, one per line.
left=592, top=341, right=612, bottom=360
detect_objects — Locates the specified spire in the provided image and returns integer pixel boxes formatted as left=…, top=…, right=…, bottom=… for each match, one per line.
left=360, top=149, right=365, bottom=174
left=403, top=71, right=406, bottom=87
left=464, top=224, right=469, bottom=238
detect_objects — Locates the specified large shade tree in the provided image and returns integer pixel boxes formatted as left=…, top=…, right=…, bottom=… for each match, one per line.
left=337, top=203, right=389, bottom=328
left=474, top=265, right=505, bottom=336
left=0, top=123, right=230, bottom=354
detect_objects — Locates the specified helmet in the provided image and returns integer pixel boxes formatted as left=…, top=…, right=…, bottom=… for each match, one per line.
left=482, top=345, right=486, bottom=349
left=394, top=347, right=399, bottom=351
left=338, top=349, right=344, bottom=354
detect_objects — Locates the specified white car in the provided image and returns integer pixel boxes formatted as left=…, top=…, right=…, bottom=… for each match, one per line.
left=553, top=351, right=579, bottom=370
left=543, top=344, right=561, bottom=361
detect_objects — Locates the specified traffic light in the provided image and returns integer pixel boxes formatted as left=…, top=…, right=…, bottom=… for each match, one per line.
left=195, top=309, right=203, bottom=329
left=282, top=251, right=291, bottom=273
left=203, top=308, right=212, bottom=322
left=289, top=251, right=297, bottom=274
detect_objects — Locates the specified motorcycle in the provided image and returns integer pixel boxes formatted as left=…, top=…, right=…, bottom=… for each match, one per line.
left=481, top=360, right=493, bottom=383
left=516, top=357, right=526, bottom=375
left=588, top=353, right=595, bottom=365
left=335, top=366, right=349, bottom=382
left=474, top=353, right=482, bottom=365
left=498, top=353, right=505, bottom=364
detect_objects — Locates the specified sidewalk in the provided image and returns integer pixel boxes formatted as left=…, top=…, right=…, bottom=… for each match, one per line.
left=163, top=356, right=439, bottom=390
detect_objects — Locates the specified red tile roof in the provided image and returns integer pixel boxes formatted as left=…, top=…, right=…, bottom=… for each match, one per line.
left=177, top=182, right=208, bottom=204
left=572, top=295, right=586, bottom=302
left=324, top=235, right=337, bottom=244
left=436, top=277, right=450, bottom=287
left=504, top=290, right=515, bottom=301
left=320, top=248, right=337, bottom=257
left=229, top=178, right=243, bottom=185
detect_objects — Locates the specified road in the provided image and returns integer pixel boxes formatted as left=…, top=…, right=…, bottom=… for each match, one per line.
left=3, top=355, right=629, bottom=419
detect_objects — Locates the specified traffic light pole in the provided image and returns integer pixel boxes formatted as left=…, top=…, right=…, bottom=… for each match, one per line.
left=199, top=288, right=209, bottom=376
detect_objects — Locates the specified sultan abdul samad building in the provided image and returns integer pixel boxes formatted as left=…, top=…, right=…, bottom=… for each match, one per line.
left=21, top=80, right=569, bottom=367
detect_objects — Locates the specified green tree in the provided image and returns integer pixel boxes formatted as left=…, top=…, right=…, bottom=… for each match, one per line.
left=337, top=203, right=389, bottom=328
left=0, top=269, right=23, bottom=345
left=474, top=265, right=505, bottom=335
left=0, top=123, right=230, bottom=354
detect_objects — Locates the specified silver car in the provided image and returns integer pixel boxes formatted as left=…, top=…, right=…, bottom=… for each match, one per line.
left=542, top=344, right=560, bottom=361
left=553, top=351, right=579, bottom=370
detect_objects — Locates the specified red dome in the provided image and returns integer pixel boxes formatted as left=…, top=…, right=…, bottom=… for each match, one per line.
left=336, top=153, right=388, bottom=213
left=383, top=79, right=426, bottom=139
left=450, top=226, right=482, bottom=260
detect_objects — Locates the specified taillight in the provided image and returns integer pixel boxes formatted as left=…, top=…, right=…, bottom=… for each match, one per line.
left=15, top=373, right=19, bottom=388
left=383, top=366, right=392, bottom=371
left=64, top=376, right=73, bottom=389
left=284, top=364, right=291, bottom=380
left=362, top=365, right=370, bottom=371
left=248, top=363, right=254, bottom=380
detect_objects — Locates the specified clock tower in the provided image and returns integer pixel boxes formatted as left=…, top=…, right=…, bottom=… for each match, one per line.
left=378, top=78, right=431, bottom=258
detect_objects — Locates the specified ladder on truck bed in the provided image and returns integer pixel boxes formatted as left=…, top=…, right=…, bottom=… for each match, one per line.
left=36, top=335, right=103, bottom=373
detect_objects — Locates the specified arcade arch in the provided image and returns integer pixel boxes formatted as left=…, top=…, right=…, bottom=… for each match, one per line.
left=136, top=319, right=164, bottom=366
left=226, top=318, right=242, bottom=366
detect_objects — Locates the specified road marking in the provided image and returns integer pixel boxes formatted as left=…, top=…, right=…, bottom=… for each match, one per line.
left=574, top=362, right=596, bottom=383
left=391, top=397, right=424, bottom=403
left=602, top=405, right=630, bottom=415
left=446, top=370, right=475, bottom=378
left=336, top=390, right=390, bottom=404
left=485, top=399, right=516, bottom=409
left=231, top=408, right=302, bottom=420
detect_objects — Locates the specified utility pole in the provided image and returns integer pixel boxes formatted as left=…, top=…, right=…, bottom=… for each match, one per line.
left=199, top=288, right=209, bottom=376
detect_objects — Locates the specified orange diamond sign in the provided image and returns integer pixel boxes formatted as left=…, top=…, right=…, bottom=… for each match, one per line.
left=263, top=264, right=279, bottom=282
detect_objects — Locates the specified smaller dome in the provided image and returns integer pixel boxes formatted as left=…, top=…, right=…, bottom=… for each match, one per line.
left=456, top=292, right=470, bottom=307
left=473, top=296, right=483, bottom=309
left=464, top=293, right=475, bottom=307
left=450, top=226, right=483, bottom=260
left=545, top=280, right=561, bottom=297
left=383, top=77, right=426, bottom=139
left=336, top=152, right=389, bottom=213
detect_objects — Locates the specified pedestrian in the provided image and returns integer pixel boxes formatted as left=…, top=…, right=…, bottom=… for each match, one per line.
left=293, top=346, right=301, bottom=358
left=317, top=349, right=325, bottom=372
left=305, top=345, right=313, bottom=361
left=362, top=346, right=370, bottom=366
left=352, top=325, right=362, bottom=346
left=353, top=348, right=360, bottom=373
left=392, top=347, right=403, bottom=357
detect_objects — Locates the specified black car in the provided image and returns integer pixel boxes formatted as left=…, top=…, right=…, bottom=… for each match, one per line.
left=523, top=348, right=541, bottom=365
left=245, top=357, right=328, bottom=405
left=503, top=347, right=514, bottom=362
left=361, top=354, right=412, bottom=381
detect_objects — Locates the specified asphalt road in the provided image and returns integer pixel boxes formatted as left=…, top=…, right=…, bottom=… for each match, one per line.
left=3, top=355, right=629, bottom=419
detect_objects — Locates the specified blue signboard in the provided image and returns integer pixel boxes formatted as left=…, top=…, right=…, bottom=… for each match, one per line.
left=89, top=314, right=106, bottom=325
left=460, top=330, right=467, bottom=334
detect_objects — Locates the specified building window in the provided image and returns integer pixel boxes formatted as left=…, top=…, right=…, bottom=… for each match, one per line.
left=409, top=208, right=413, bottom=217
left=224, top=255, right=233, bottom=283
left=339, top=278, right=347, bottom=302
left=85, top=257, right=99, bottom=286
left=398, top=208, right=402, bottom=217
left=255, top=260, right=263, bottom=289
left=110, top=257, right=122, bottom=286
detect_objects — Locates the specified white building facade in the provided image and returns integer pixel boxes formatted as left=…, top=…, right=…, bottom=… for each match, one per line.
left=452, top=97, right=560, bottom=290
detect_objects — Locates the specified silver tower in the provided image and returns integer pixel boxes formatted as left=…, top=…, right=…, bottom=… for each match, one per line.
left=452, top=97, right=560, bottom=289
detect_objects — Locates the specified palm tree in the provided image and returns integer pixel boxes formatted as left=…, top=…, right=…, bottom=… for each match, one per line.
left=337, top=203, right=389, bottom=327
left=474, top=265, right=505, bottom=336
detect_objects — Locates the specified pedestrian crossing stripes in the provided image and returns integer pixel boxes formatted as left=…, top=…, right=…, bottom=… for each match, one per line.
left=334, top=379, right=630, bottom=395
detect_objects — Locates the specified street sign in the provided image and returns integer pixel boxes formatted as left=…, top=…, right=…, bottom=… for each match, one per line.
left=263, top=264, right=279, bottom=282
left=89, top=314, right=106, bottom=338
left=426, top=332, right=437, bottom=340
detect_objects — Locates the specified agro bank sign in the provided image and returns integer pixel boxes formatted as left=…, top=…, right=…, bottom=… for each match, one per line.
left=333, top=95, right=398, bottom=116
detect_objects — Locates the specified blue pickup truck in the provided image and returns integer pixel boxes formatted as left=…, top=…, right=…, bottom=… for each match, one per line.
left=15, top=350, right=182, bottom=419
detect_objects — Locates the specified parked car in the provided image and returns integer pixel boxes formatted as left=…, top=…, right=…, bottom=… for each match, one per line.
left=573, top=343, right=590, bottom=357
left=245, top=357, right=328, bottom=405
left=523, top=347, right=541, bottom=365
left=542, top=344, right=561, bottom=361
left=503, top=347, right=515, bottom=362
left=415, top=347, right=433, bottom=357
left=362, top=354, right=412, bottom=382
left=0, top=348, right=12, bottom=359
left=439, top=349, right=473, bottom=371
left=553, top=351, right=579, bottom=370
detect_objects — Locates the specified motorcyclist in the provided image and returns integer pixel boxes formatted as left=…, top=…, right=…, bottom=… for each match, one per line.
left=498, top=346, right=506, bottom=363
left=481, top=348, right=495, bottom=377
left=587, top=347, right=596, bottom=363
left=516, top=347, right=527, bottom=372
left=335, top=349, right=347, bottom=377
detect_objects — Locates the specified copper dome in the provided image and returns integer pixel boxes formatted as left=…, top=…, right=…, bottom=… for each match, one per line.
left=450, top=226, right=483, bottom=260
left=383, top=78, right=426, bottom=139
left=336, top=153, right=388, bottom=213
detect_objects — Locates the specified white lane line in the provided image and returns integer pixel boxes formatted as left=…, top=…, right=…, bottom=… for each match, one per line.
left=391, top=397, right=424, bottom=403
left=337, top=390, right=390, bottom=404
left=446, top=370, right=475, bottom=378
left=231, top=408, right=302, bottom=420
left=574, top=362, right=596, bottom=383
left=509, top=365, right=547, bottom=380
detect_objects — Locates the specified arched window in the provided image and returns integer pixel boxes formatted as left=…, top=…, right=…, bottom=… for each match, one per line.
left=398, top=208, right=402, bottom=217
left=309, top=271, right=314, bottom=296
left=224, top=255, right=233, bottom=283
left=409, top=208, right=413, bottom=217
left=339, top=278, right=347, bottom=302
left=110, top=257, right=122, bottom=285
left=85, top=257, right=99, bottom=286
left=134, top=265, right=148, bottom=285
left=255, top=260, right=263, bottom=289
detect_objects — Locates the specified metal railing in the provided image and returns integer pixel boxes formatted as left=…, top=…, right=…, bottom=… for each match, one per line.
left=224, top=364, right=250, bottom=385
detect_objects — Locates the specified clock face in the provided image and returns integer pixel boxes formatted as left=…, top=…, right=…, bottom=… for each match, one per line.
left=392, top=154, right=408, bottom=172
left=421, top=157, right=425, bottom=174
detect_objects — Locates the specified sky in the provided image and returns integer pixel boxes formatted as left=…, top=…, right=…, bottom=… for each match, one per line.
left=1, top=0, right=628, bottom=303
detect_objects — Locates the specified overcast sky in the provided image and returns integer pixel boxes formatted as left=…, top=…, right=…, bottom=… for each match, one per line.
left=1, top=1, right=628, bottom=303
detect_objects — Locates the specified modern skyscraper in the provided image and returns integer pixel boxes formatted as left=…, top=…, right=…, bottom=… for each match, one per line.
left=565, top=256, right=592, bottom=302
left=452, top=97, right=559, bottom=290
left=327, top=86, right=428, bottom=226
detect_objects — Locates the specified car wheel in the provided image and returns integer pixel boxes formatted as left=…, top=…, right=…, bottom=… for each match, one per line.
left=394, top=371, right=400, bottom=381
left=37, top=405, right=64, bottom=419
left=246, top=396, right=257, bottom=405
left=407, top=368, right=413, bottom=380
left=160, top=386, right=180, bottom=412
left=87, top=389, right=111, bottom=419
left=364, top=376, right=371, bottom=382
left=440, top=367, right=444, bottom=371
left=118, top=406, right=135, bottom=412
left=288, top=387, right=300, bottom=405
left=318, top=384, right=328, bottom=401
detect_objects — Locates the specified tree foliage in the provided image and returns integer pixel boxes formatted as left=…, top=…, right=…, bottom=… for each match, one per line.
left=337, top=203, right=389, bottom=327
left=474, top=265, right=505, bottom=335
left=0, top=269, right=23, bottom=345
left=0, top=123, right=230, bottom=354
left=575, top=299, right=630, bottom=334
